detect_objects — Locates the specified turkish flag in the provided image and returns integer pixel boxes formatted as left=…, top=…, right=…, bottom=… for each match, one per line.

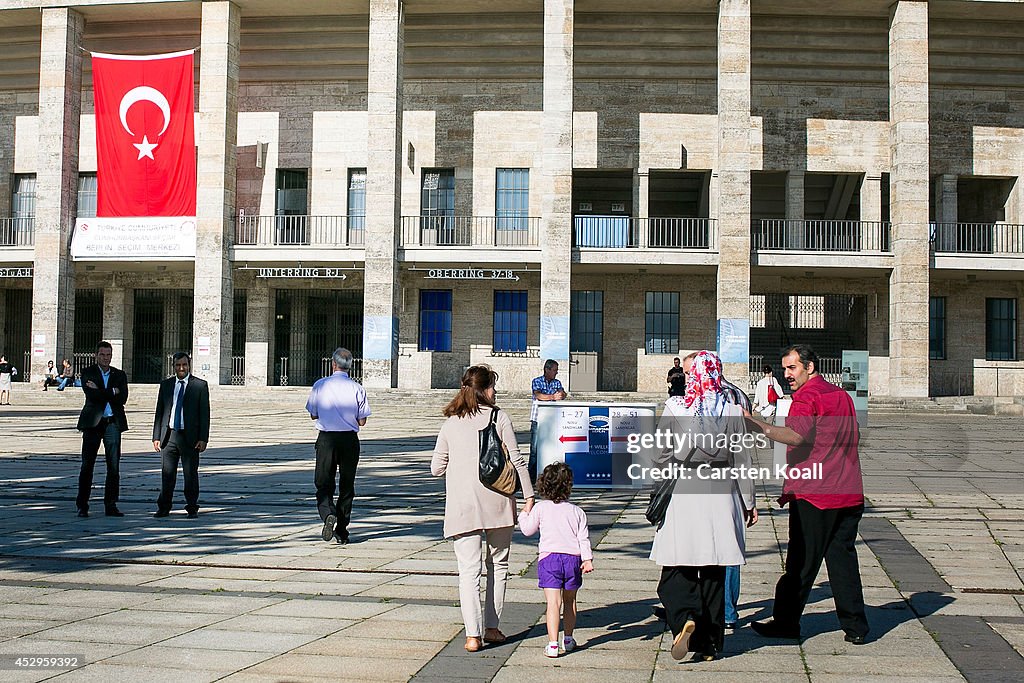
left=92, top=50, right=196, bottom=217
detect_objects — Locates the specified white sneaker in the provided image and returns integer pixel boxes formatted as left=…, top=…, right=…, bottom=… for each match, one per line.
left=545, top=642, right=559, bottom=658
left=562, top=636, right=577, bottom=653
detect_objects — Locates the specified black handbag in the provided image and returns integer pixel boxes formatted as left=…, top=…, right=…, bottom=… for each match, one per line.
left=645, top=477, right=675, bottom=529
left=479, top=407, right=519, bottom=495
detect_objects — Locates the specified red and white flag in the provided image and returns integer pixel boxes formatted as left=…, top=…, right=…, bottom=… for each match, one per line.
left=92, top=50, right=196, bottom=217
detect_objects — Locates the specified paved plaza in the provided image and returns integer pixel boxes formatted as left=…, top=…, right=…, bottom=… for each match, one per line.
left=1, top=387, right=1024, bottom=682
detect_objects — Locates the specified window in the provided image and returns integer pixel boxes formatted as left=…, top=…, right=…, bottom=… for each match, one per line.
left=929, top=297, right=946, bottom=360
left=645, top=292, right=679, bottom=354
left=570, top=290, right=603, bottom=353
left=420, top=168, right=458, bottom=244
left=275, top=169, right=308, bottom=245
left=493, top=291, right=528, bottom=353
left=77, top=173, right=97, bottom=218
left=986, top=298, right=1017, bottom=361
left=347, top=168, right=366, bottom=232
left=419, top=290, right=452, bottom=352
left=5, top=174, right=35, bottom=245
left=496, top=168, right=529, bottom=230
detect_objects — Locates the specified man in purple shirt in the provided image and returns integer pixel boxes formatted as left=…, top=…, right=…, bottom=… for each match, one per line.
left=305, top=347, right=371, bottom=544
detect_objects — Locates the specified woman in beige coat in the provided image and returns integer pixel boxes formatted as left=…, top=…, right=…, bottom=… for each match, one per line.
left=431, top=365, right=535, bottom=652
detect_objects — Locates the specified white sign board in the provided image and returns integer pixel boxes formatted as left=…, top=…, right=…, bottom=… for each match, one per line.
left=72, top=217, right=196, bottom=259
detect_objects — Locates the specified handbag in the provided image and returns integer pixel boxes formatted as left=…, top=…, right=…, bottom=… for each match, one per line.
left=767, top=383, right=779, bottom=405
left=479, top=407, right=519, bottom=495
left=645, top=477, right=675, bottom=529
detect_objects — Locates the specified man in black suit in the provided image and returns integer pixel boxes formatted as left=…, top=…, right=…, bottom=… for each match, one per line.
left=152, top=352, right=210, bottom=519
left=76, top=341, right=129, bottom=517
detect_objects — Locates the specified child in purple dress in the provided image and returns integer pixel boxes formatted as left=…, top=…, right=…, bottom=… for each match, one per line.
left=519, top=462, right=594, bottom=658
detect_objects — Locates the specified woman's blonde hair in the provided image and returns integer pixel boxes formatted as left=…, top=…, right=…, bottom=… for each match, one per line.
left=443, top=365, right=499, bottom=417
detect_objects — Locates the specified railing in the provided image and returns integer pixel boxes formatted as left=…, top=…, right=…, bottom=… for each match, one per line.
left=748, top=354, right=841, bottom=389
left=752, top=220, right=891, bottom=252
left=72, top=353, right=94, bottom=377
left=231, top=356, right=245, bottom=385
left=276, top=354, right=363, bottom=386
left=572, top=217, right=715, bottom=249
left=930, top=222, right=1024, bottom=255
left=400, top=216, right=540, bottom=247
left=930, top=367, right=974, bottom=397
left=0, top=217, right=34, bottom=247
left=235, top=213, right=365, bottom=247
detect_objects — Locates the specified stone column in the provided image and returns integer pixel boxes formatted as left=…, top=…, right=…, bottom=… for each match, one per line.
left=934, top=173, right=957, bottom=250
left=715, top=0, right=752, bottom=382
left=102, top=282, right=127, bottom=370
left=193, top=1, right=239, bottom=385
left=861, top=173, right=882, bottom=250
left=635, top=169, right=649, bottom=247
left=888, top=0, right=931, bottom=397
left=539, top=0, right=574, bottom=384
left=30, top=9, right=83, bottom=382
left=245, top=278, right=270, bottom=386
left=785, top=170, right=805, bottom=249
left=362, top=0, right=403, bottom=388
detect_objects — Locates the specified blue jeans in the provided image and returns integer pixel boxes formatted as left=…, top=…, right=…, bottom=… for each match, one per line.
left=724, top=565, right=740, bottom=624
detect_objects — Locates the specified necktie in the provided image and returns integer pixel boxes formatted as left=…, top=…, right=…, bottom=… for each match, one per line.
left=173, top=380, right=185, bottom=431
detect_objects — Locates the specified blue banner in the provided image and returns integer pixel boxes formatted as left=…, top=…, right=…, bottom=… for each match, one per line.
left=363, top=315, right=398, bottom=360
left=717, top=318, right=750, bottom=364
left=539, top=315, right=570, bottom=361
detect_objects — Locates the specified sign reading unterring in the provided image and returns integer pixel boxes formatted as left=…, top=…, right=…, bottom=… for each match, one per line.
left=424, top=268, right=520, bottom=281
left=0, top=267, right=33, bottom=278
left=257, top=268, right=348, bottom=279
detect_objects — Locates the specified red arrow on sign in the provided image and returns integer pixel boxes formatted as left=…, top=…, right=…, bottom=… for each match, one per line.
left=610, top=436, right=630, bottom=442
left=559, top=435, right=587, bottom=443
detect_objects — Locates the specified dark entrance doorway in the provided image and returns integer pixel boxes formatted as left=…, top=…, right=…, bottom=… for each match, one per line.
left=273, top=289, right=363, bottom=385
left=132, top=289, right=193, bottom=383
left=2, top=289, right=31, bottom=380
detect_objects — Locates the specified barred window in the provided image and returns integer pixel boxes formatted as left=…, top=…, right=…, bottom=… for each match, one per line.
left=929, top=297, right=946, bottom=360
left=570, top=290, right=603, bottom=353
left=493, top=291, right=528, bottom=353
left=986, top=298, right=1017, bottom=361
left=77, top=173, right=97, bottom=218
left=645, top=292, right=679, bottom=355
left=347, top=168, right=366, bottom=231
left=419, top=290, right=452, bottom=352
left=496, top=168, right=529, bottom=230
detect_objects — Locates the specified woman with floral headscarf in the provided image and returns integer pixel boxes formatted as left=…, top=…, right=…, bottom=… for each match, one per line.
left=651, top=350, right=757, bottom=661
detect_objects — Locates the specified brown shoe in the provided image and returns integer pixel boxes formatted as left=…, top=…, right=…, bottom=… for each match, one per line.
left=483, top=628, right=506, bottom=644
left=464, top=636, right=482, bottom=652
left=671, top=619, right=696, bottom=660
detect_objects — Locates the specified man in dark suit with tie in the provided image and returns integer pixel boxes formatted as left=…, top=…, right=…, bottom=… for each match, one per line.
left=152, top=352, right=210, bottom=519
left=76, top=340, right=129, bottom=517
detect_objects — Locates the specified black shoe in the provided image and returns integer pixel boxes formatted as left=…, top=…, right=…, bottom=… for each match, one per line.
left=105, top=507, right=124, bottom=517
left=153, top=510, right=170, bottom=518
left=186, top=511, right=198, bottom=519
left=334, top=533, right=349, bottom=545
left=321, top=514, right=337, bottom=542
left=844, top=634, right=866, bottom=645
left=653, top=606, right=667, bottom=622
left=77, top=509, right=89, bottom=518
left=751, top=620, right=801, bottom=640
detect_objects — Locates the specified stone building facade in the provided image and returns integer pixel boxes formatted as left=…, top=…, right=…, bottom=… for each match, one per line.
left=1, top=0, right=1022, bottom=397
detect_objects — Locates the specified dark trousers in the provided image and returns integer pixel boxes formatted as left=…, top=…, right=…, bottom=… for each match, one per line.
left=157, top=430, right=200, bottom=514
left=77, top=420, right=121, bottom=513
left=314, top=431, right=360, bottom=540
left=657, top=565, right=726, bottom=655
left=772, top=499, right=869, bottom=637
left=528, top=420, right=538, bottom=482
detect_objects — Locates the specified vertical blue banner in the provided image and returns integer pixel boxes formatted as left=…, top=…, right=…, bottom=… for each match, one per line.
left=363, top=315, right=397, bottom=360
left=717, top=318, right=750, bottom=364
left=539, top=315, right=570, bottom=361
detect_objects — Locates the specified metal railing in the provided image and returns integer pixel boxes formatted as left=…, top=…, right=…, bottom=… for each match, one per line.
left=72, top=353, right=94, bottom=377
left=0, top=217, right=34, bottom=247
left=572, top=217, right=716, bottom=249
left=930, top=222, right=1024, bottom=255
left=231, top=356, right=245, bottom=385
left=400, top=216, right=540, bottom=247
left=752, top=220, right=891, bottom=252
left=235, top=213, right=365, bottom=247
left=748, top=354, right=842, bottom=390
left=276, top=354, right=363, bottom=386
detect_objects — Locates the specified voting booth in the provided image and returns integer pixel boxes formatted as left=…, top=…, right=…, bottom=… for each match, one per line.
left=535, top=401, right=657, bottom=488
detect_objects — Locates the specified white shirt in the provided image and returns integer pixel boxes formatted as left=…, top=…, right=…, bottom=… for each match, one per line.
left=753, top=375, right=785, bottom=413
left=168, top=374, right=191, bottom=429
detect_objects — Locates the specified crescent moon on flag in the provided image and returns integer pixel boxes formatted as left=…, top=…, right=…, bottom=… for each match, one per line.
left=119, top=86, right=171, bottom=137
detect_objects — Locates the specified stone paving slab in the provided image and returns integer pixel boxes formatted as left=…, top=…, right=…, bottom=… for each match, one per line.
left=2, top=395, right=1024, bottom=681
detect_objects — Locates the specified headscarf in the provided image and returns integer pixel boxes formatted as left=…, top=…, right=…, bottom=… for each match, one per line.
left=683, top=350, right=728, bottom=429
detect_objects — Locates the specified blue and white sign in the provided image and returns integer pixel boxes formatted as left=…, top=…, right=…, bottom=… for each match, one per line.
left=363, top=315, right=398, bottom=361
left=539, top=315, right=569, bottom=361
left=717, top=318, right=750, bottom=364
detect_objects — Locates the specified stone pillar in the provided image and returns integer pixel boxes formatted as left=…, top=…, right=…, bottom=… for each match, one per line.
left=785, top=170, right=805, bottom=249
left=362, top=0, right=403, bottom=388
left=934, top=173, right=957, bottom=250
left=715, top=0, right=752, bottom=382
left=245, top=278, right=271, bottom=386
left=539, top=0, right=574, bottom=385
left=888, top=0, right=931, bottom=397
left=102, top=283, right=127, bottom=370
left=861, top=173, right=882, bottom=250
left=30, top=9, right=83, bottom=382
left=635, top=169, right=649, bottom=247
left=193, top=1, right=239, bottom=385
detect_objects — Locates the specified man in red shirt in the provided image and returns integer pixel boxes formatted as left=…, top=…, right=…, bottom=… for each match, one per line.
left=744, top=344, right=869, bottom=645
